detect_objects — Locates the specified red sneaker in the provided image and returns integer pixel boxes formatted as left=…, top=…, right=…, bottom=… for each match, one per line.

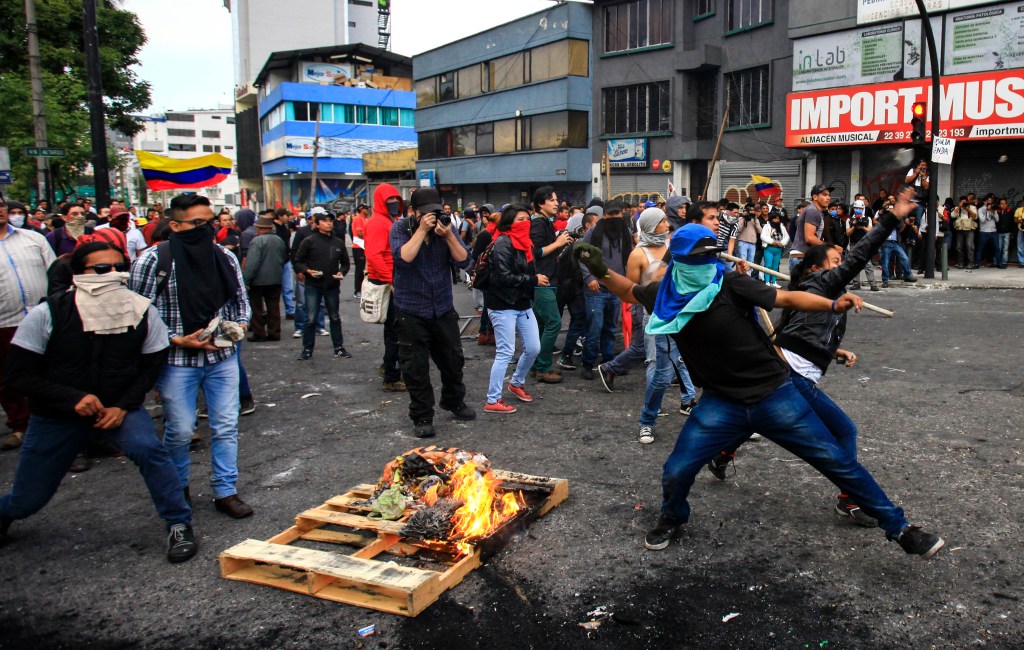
left=484, top=399, right=517, bottom=414
left=508, top=383, right=533, bottom=402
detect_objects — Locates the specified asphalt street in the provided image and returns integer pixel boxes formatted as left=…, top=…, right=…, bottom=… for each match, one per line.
left=1, top=279, right=1022, bottom=649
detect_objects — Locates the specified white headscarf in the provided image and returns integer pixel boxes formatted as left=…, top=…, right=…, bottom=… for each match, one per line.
left=72, top=272, right=151, bottom=334
left=636, top=208, right=668, bottom=248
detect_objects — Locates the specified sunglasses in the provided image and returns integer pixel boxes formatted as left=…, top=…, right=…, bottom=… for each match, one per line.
left=85, top=262, right=131, bottom=274
left=174, top=218, right=213, bottom=228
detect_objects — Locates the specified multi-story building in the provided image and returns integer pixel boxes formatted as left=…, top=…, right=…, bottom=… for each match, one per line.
left=253, top=44, right=415, bottom=212
left=413, top=2, right=593, bottom=208
left=129, top=107, right=241, bottom=209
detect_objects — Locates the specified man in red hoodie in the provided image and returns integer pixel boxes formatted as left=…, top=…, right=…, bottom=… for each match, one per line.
left=364, top=184, right=405, bottom=392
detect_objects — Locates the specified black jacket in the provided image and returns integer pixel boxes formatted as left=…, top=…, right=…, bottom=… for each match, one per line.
left=529, top=217, right=560, bottom=282
left=774, top=211, right=900, bottom=374
left=293, top=230, right=350, bottom=288
left=484, top=235, right=537, bottom=311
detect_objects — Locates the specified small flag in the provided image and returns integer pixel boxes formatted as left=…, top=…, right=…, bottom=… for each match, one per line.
left=751, top=174, right=780, bottom=198
left=136, top=150, right=232, bottom=191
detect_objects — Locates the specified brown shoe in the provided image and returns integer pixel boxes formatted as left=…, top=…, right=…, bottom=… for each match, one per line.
left=214, top=494, right=254, bottom=518
left=0, top=431, right=24, bottom=451
left=485, top=332, right=496, bottom=346
left=382, top=380, right=407, bottom=392
left=536, top=371, right=563, bottom=384
left=477, top=333, right=489, bottom=345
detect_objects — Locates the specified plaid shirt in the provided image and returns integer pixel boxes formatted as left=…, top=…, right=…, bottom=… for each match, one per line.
left=129, top=244, right=250, bottom=367
left=389, top=218, right=470, bottom=319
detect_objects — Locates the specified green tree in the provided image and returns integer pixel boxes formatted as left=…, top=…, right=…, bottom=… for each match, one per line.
left=0, top=0, right=151, bottom=202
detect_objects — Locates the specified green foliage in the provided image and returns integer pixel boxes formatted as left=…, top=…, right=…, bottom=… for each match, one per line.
left=0, top=0, right=151, bottom=200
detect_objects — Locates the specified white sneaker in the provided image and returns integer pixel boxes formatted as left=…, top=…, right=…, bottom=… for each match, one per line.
left=292, top=331, right=302, bottom=339
left=317, top=329, right=329, bottom=336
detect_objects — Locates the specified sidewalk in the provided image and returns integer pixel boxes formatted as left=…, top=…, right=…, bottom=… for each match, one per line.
left=902, top=264, right=1024, bottom=289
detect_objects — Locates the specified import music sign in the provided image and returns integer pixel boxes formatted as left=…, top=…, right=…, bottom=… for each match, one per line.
left=785, top=69, right=1024, bottom=147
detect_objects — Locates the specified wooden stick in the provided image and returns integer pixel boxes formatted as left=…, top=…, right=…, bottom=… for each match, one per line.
left=718, top=253, right=894, bottom=318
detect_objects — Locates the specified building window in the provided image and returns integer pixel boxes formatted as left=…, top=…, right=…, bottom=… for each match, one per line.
left=166, top=112, right=195, bottom=122
left=202, top=130, right=220, bottom=138
left=528, top=111, right=588, bottom=150
left=602, top=82, right=670, bottom=135
left=725, top=65, right=770, bottom=128
left=380, top=107, right=399, bottom=126
left=415, top=78, right=436, bottom=107
left=167, top=128, right=196, bottom=137
left=476, top=122, right=494, bottom=155
left=493, top=119, right=516, bottom=153
left=212, top=115, right=222, bottom=120
left=417, top=111, right=587, bottom=159
left=452, top=125, right=477, bottom=157
left=694, top=73, right=717, bottom=139
left=226, top=116, right=236, bottom=124
left=356, top=105, right=379, bottom=124
left=457, top=63, right=484, bottom=98
left=489, top=52, right=525, bottom=92
left=224, top=145, right=235, bottom=149
left=417, top=130, right=449, bottom=159
left=202, top=144, right=222, bottom=152
left=399, top=108, right=415, bottom=127
left=726, top=0, right=772, bottom=32
left=605, top=0, right=673, bottom=54
left=694, top=0, right=714, bottom=19
left=168, top=143, right=197, bottom=152
left=438, top=72, right=455, bottom=102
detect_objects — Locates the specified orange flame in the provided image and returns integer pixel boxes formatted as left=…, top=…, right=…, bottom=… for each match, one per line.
left=448, top=462, right=524, bottom=546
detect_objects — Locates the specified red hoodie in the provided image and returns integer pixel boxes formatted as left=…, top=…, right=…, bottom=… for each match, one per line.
left=364, top=183, right=403, bottom=284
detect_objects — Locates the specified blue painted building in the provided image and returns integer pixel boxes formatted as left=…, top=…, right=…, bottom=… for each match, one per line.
left=413, top=2, right=593, bottom=208
left=254, top=44, right=415, bottom=211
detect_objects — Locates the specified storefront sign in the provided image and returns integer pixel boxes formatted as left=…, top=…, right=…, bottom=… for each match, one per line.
left=300, top=61, right=353, bottom=84
left=943, top=2, right=1024, bottom=75
left=607, top=139, right=648, bottom=168
left=857, top=0, right=991, bottom=25
left=793, top=23, right=907, bottom=92
left=786, top=69, right=1024, bottom=147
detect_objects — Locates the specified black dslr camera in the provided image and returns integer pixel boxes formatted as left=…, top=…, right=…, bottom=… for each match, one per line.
left=433, top=209, right=451, bottom=226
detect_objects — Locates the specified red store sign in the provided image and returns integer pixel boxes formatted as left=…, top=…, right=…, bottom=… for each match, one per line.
left=786, top=69, right=1024, bottom=147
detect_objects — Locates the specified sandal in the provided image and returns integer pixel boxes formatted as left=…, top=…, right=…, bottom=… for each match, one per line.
left=638, top=426, right=655, bottom=445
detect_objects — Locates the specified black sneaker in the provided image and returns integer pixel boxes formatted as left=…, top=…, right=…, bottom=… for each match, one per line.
left=166, top=523, right=198, bottom=563
left=447, top=403, right=477, bottom=421
left=881, top=281, right=889, bottom=288
left=896, top=525, right=944, bottom=559
left=644, top=515, right=682, bottom=551
left=333, top=347, right=352, bottom=358
left=903, top=276, right=917, bottom=283
left=239, top=395, right=256, bottom=416
left=834, top=497, right=878, bottom=527
left=597, top=364, right=615, bottom=393
left=707, top=453, right=733, bottom=481
left=581, top=365, right=595, bottom=380
left=413, top=421, right=437, bottom=438
left=679, top=399, right=697, bottom=416
left=557, top=357, right=577, bottom=370
left=297, top=348, right=313, bottom=361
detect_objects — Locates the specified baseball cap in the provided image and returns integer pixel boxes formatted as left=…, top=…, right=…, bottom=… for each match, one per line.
left=309, top=206, right=327, bottom=216
left=410, top=187, right=443, bottom=213
left=585, top=205, right=604, bottom=218
left=644, top=200, right=657, bottom=208
left=852, top=199, right=866, bottom=209
left=604, top=199, right=625, bottom=215
left=670, top=224, right=726, bottom=262
left=810, top=184, right=835, bottom=196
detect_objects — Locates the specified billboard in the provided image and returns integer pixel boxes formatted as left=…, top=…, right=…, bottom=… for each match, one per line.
left=299, top=61, right=353, bottom=84
left=607, top=138, right=648, bottom=168
left=944, top=2, right=1024, bottom=75
left=857, top=0, right=993, bottom=25
left=793, top=23, right=907, bottom=91
left=785, top=69, right=1024, bottom=147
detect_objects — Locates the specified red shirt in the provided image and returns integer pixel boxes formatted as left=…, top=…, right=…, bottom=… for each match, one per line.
left=351, top=215, right=367, bottom=249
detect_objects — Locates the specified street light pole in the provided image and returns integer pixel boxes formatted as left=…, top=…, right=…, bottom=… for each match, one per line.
left=83, top=0, right=111, bottom=209
left=916, top=0, right=941, bottom=279
left=25, top=0, right=50, bottom=207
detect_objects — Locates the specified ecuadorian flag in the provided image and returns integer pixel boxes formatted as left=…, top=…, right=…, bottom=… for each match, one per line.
left=136, top=151, right=232, bottom=191
left=751, top=174, right=780, bottom=198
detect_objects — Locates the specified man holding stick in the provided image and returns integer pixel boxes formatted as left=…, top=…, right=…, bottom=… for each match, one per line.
left=573, top=208, right=944, bottom=559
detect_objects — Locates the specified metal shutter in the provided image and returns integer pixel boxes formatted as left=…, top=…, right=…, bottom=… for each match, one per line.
left=609, top=173, right=671, bottom=204
left=819, top=153, right=853, bottom=204
left=953, top=143, right=1022, bottom=202
left=719, top=161, right=804, bottom=203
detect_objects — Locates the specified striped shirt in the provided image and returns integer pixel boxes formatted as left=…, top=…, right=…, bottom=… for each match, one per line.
left=129, top=244, right=250, bottom=367
left=0, top=226, right=55, bottom=328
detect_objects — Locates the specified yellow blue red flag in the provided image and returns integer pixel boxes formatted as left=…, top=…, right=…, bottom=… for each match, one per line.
left=751, top=174, right=780, bottom=198
left=135, top=150, right=232, bottom=191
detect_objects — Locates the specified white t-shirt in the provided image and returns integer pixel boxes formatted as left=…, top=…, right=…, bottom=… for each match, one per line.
left=12, top=302, right=169, bottom=354
left=780, top=347, right=823, bottom=383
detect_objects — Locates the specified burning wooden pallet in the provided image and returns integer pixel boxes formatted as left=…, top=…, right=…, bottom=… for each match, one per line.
left=219, top=469, right=568, bottom=617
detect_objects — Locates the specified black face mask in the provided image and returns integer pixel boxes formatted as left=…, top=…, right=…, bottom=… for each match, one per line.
left=386, top=202, right=401, bottom=217
left=173, top=220, right=213, bottom=245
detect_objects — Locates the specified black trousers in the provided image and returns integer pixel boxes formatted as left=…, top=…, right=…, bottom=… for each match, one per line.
left=395, top=308, right=466, bottom=424
left=382, top=295, right=401, bottom=383
left=352, top=248, right=366, bottom=294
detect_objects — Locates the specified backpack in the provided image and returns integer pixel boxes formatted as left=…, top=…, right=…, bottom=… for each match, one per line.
left=555, top=243, right=583, bottom=303
left=471, top=238, right=499, bottom=291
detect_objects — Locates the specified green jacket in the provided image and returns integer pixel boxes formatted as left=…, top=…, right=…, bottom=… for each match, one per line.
left=242, top=233, right=288, bottom=286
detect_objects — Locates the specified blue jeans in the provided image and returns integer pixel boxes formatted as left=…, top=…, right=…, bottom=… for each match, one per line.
left=976, top=231, right=998, bottom=265
left=995, top=233, right=1010, bottom=266
left=640, top=331, right=696, bottom=427
left=762, top=246, right=782, bottom=285
left=302, top=284, right=343, bottom=351
left=583, top=288, right=620, bottom=367
left=281, top=261, right=296, bottom=315
left=660, top=381, right=908, bottom=538
left=236, top=340, right=251, bottom=398
left=294, top=279, right=325, bottom=332
left=603, top=303, right=646, bottom=375
left=790, top=371, right=856, bottom=461
left=1017, top=232, right=1024, bottom=265
left=487, top=308, right=540, bottom=403
left=880, top=240, right=912, bottom=281
left=158, top=358, right=241, bottom=499
left=0, top=410, right=191, bottom=528
left=559, top=292, right=587, bottom=358
left=736, top=240, right=756, bottom=271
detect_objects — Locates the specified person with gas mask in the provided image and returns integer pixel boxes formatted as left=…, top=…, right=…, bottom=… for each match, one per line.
left=364, top=183, right=406, bottom=392
left=129, top=194, right=253, bottom=519
left=389, top=187, right=475, bottom=439
left=0, top=241, right=198, bottom=563
left=2, top=200, right=43, bottom=236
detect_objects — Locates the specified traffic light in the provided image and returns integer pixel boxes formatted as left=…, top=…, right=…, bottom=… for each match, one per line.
left=910, top=102, right=927, bottom=145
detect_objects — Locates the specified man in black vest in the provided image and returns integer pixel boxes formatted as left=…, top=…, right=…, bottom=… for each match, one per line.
left=0, top=241, right=197, bottom=563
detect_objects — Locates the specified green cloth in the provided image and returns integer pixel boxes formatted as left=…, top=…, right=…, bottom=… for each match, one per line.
left=367, top=484, right=408, bottom=520
left=531, top=287, right=560, bottom=372
left=646, top=262, right=723, bottom=335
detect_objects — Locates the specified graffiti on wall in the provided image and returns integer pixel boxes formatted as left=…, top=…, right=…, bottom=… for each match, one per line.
left=721, top=181, right=786, bottom=205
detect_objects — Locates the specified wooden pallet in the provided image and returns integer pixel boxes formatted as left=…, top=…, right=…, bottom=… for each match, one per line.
left=219, top=469, right=568, bottom=617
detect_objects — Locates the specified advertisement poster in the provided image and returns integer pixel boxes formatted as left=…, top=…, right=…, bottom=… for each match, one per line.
left=943, top=2, right=1024, bottom=75
left=857, top=0, right=989, bottom=24
left=300, top=61, right=353, bottom=84
left=607, top=139, right=647, bottom=168
left=793, top=24, right=906, bottom=91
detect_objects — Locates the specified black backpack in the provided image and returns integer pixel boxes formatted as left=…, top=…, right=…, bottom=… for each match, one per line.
left=471, top=238, right=500, bottom=291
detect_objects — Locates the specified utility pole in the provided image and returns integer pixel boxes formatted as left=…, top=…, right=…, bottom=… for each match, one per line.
left=603, top=148, right=610, bottom=199
left=25, top=0, right=50, bottom=206
left=309, top=111, right=321, bottom=210
left=83, top=0, right=110, bottom=208
left=916, top=0, right=941, bottom=279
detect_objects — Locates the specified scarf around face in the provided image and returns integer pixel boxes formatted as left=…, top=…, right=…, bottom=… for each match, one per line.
left=503, top=220, right=534, bottom=262
left=636, top=208, right=668, bottom=248
left=73, top=272, right=151, bottom=334
left=169, top=223, right=239, bottom=334
left=589, top=216, right=633, bottom=266
left=646, top=260, right=728, bottom=335
left=65, top=215, right=87, bottom=239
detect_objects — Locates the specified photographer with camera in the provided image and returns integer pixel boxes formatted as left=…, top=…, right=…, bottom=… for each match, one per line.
left=904, top=160, right=930, bottom=226
left=389, top=187, right=475, bottom=438
left=951, top=196, right=978, bottom=269
left=845, top=200, right=878, bottom=291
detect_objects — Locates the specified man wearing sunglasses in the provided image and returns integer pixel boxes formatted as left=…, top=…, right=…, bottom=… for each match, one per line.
left=129, top=194, right=254, bottom=519
left=1, top=241, right=198, bottom=563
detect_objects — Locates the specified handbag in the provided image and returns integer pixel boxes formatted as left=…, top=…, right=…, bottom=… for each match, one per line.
left=359, top=279, right=391, bottom=324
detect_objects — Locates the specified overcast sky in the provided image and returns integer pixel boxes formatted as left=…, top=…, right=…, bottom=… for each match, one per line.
left=122, top=0, right=558, bottom=113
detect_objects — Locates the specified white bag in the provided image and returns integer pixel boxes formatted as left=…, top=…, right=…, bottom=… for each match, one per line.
left=359, top=279, right=391, bottom=324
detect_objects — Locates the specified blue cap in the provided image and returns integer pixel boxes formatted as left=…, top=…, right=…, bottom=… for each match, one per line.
left=669, top=223, right=726, bottom=264
left=644, top=200, right=657, bottom=208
